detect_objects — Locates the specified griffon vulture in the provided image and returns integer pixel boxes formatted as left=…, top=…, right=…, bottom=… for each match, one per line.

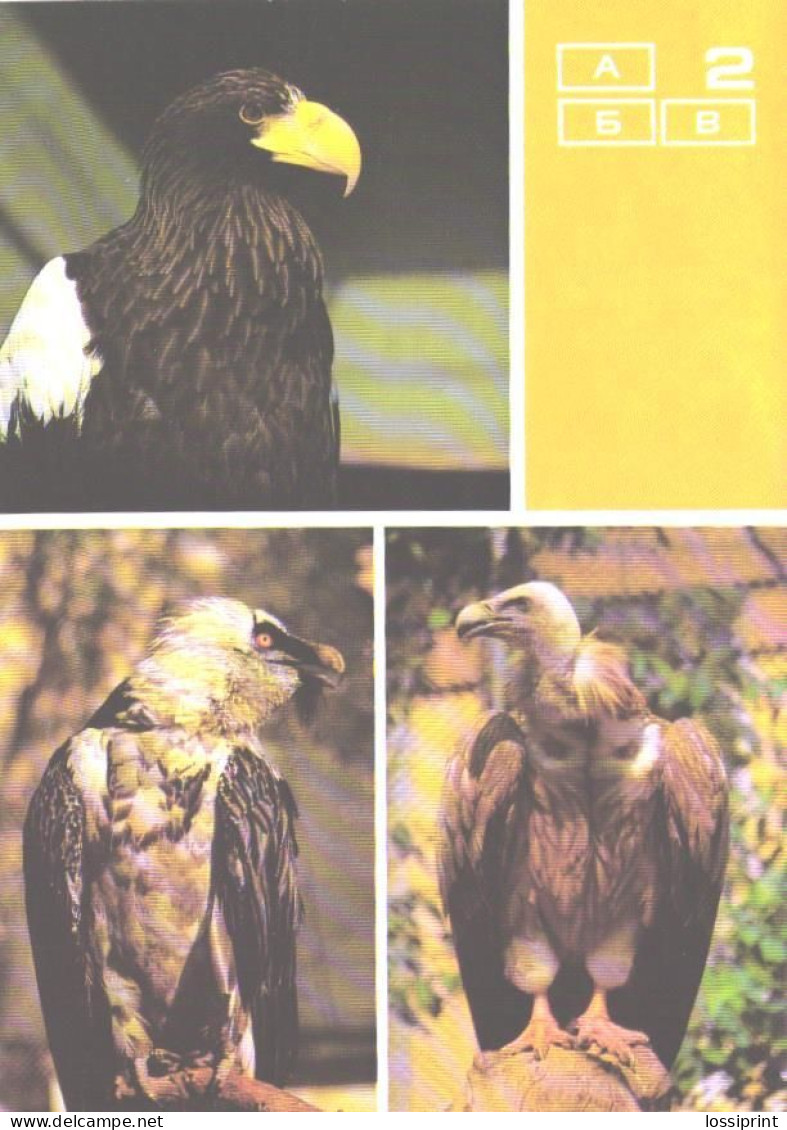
left=439, top=581, right=728, bottom=1073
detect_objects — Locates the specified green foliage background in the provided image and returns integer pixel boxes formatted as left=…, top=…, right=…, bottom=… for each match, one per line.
left=387, top=526, right=785, bottom=1111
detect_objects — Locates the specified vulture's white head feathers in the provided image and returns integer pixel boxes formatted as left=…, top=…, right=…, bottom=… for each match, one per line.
left=131, top=596, right=344, bottom=732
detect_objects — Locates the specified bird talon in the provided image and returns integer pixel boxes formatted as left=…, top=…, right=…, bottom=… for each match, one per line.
left=498, top=1016, right=574, bottom=1062
left=209, top=1055, right=235, bottom=1097
left=572, top=1016, right=649, bottom=1068
left=148, top=1047, right=181, bottom=1077
left=114, top=1073, right=137, bottom=1101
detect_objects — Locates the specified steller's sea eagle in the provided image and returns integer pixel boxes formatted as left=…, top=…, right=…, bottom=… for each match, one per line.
left=23, top=597, right=345, bottom=1109
left=0, top=70, right=360, bottom=511
left=439, top=581, right=728, bottom=1075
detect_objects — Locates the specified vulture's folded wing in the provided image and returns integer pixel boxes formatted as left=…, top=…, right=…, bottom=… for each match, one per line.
left=611, top=717, right=729, bottom=1068
left=438, top=711, right=532, bottom=1050
left=214, top=747, right=301, bottom=1086
left=23, top=737, right=115, bottom=1110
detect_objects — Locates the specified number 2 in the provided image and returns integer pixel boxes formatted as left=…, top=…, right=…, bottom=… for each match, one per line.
left=706, top=47, right=755, bottom=90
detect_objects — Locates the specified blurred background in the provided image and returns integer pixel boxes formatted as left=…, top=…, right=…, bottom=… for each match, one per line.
left=0, top=0, right=509, bottom=510
left=387, top=526, right=785, bottom=1112
left=0, top=528, right=375, bottom=1112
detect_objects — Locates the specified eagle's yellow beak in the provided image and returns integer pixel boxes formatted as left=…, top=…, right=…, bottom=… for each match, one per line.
left=251, top=99, right=361, bottom=196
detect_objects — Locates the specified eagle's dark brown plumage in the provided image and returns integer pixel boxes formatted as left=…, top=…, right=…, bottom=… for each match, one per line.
left=0, top=70, right=360, bottom=511
left=23, top=598, right=345, bottom=1110
left=439, top=581, right=728, bottom=1073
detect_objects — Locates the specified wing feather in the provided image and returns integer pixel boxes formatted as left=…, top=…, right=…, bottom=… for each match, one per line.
left=23, top=739, right=114, bottom=1110
left=438, top=711, right=533, bottom=1050
left=611, top=718, right=729, bottom=1068
left=214, top=747, right=301, bottom=1086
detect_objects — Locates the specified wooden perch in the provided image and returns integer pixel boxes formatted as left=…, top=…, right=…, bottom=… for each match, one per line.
left=114, top=1067, right=321, bottom=1111
left=455, top=1040, right=672, bottom=1112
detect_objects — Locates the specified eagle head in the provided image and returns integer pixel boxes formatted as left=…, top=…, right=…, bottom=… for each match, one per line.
left=143, top=68, right=361, bottom=199
left=132, top=597, right=345, bottom=732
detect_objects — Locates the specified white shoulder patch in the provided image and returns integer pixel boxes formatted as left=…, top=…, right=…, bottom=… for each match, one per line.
left=632, top=721, right=662, bottom=777
left=0, top=257, right=102, bottom=439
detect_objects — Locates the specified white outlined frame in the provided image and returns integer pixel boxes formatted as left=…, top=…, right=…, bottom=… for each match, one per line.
left=661, top=98, right=757, bottom=146
left=558, top=99, right=657, bottom=147
left=557, top=42, right=656, bottom=92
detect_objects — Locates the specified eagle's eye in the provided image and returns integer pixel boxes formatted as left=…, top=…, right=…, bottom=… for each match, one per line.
left=240, top=101, right=267, bottom=126
left=254, top=630, right=275, bottom=650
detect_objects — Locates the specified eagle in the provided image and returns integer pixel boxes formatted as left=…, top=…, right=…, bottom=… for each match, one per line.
left=0, top=70, right=360, bottom=511
left=439, top=581, right=728, bottom=1076
left=23, top=597, right=345, bottom=1110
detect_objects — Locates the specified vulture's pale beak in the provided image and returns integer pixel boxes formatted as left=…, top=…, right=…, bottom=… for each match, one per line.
left=456, top=600, right=499, bottom=641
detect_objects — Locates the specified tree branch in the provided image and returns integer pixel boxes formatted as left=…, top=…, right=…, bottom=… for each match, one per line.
left=114, top=1068, right=321, bottom=1111
left=455, top=1041, right=671, bottom=1112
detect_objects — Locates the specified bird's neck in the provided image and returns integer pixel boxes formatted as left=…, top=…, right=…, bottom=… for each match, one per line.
left=507, top=637, right=576, bottom=716
left=510, top=637, right=644, bottom=731
left=121, top=177, right=324, bottom=300
left=128, top=645, right=297, bottom=736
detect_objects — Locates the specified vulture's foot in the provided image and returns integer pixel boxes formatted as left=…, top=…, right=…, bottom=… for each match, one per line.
left=114, top=1073, right=138, bottom=1103
left=572, top=1015, right=649, bottom=1068
left=113, top=1057, right=159, bottom=1106
left=148, top=1048, right=183, bottom=1076
left=120, top=1050, right=190, bottom=1105
left=483, top=1016, right=575, bottom=1064
left=209, top=1053, right=236, bottom=1096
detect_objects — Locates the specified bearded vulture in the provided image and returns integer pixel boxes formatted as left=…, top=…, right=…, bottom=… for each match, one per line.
left=0, top=70, right=360, bottom=511
left=439, top=581, right=728, bottom=1074
left=23, top=597, right=344, bottom=1110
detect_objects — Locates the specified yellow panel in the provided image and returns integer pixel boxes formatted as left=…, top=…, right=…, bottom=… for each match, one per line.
left=525, top=0, right=785, bottom=509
